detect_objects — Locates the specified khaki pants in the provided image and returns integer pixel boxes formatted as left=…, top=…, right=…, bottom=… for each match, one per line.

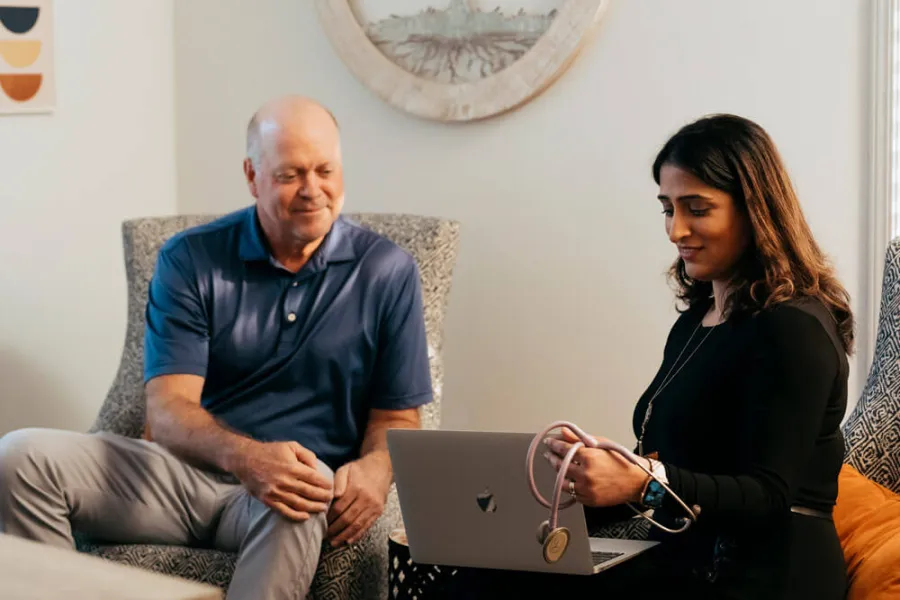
left=0, top=428, right=333, bottom=600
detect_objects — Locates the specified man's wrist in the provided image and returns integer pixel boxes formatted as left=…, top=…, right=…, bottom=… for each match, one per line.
left=221, top=436, right=255, bottom=475
left=358, top=450, right=393, bottom=491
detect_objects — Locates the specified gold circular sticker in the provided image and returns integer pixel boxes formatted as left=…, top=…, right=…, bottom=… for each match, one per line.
left=542, top=527, right=570, bottom=563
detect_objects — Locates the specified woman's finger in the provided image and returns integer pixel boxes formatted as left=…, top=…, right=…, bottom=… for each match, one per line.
left=543, top=447, right=588, bottom=481
left=543, top=449, right=561, bottom=471
left=565, top=460, right=586, bottom=481
left=543, top=437, right=574, bottom=459
left=559, top=427, right=579, bottom=443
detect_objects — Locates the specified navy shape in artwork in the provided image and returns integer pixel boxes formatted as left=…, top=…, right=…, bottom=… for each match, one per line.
left=0, top=6, right=40, bottom=35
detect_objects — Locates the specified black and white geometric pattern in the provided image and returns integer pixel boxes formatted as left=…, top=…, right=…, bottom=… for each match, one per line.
left=590, top=516, right=652, bottom=541
left=387, top=537, right=459, bottom=600
left=843, top=237, right=900, bottom=494
left=79, top=212, right=461, bottom=599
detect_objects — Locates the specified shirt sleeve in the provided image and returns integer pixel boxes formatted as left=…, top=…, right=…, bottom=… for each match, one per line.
left=660, top=306, right=840, bottom=525
left=143, top=239, right=210, bottom=382
left=369, top=254, right=433, bottom=410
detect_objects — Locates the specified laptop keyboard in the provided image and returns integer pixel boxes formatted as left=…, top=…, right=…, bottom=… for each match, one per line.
left=591, top=550, right=625, bottom=566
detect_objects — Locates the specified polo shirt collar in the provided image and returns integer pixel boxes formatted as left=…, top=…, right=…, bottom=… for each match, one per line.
left=239, top=206, right=355, bottom=266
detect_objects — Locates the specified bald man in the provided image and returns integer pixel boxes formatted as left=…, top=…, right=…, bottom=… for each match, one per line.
left=0, top=96, right=432, bottom=599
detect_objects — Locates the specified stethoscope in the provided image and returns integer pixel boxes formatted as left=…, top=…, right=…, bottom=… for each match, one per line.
left=526, top=421, right=699, bottom=564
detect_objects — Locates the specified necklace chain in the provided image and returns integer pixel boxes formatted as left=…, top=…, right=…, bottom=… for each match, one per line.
left=637, top=319, right=715, bottom=456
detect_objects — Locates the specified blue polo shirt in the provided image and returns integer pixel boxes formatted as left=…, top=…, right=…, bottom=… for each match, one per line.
left=143, top=206, right=433, bottom=470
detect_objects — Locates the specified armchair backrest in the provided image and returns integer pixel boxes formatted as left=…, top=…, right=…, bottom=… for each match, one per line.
left=89, top=211, right=460, bottom=439
left=843, top=237, right=900, bottom=493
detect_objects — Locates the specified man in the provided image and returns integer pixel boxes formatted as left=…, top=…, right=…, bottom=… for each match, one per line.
left=0, top=95, right=432, bottom=599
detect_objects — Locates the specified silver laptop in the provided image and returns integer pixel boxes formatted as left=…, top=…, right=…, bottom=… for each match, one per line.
left=387, top=429, right=659, bottom=575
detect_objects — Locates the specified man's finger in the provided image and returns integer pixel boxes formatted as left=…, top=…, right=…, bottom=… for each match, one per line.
left=287, top=463, right=333, bottom=492
left=332, top=508, right=371, bottom=547
left=277, top=477, right=333, bottom=503
left=288, top=442, right=318, bottom=469
left=265, top=499, right=309, bottom=522
left=327, top=498, right=362, bottom=540
left=327, top=482, right=357, bottom=524
left=347, top=513, right=379, bottom=545
left=333, top=465, right=350, bottom=499
left=271, top=490, right=328, bottom=514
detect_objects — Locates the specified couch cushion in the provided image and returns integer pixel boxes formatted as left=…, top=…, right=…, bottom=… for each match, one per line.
left=834, top=464, right=900, bottom=599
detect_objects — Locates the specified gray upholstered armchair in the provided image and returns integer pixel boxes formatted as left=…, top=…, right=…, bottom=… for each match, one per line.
left=75, top=212, right=460, bottom=599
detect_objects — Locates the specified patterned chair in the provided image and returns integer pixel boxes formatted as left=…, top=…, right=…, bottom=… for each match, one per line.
left=843, top=236, right=900, bottom=493
left=75, top=212, right=461, bottom=599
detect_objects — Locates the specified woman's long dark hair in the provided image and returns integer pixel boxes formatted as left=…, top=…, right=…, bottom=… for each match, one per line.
left=652, top=114, right=854, bottom=355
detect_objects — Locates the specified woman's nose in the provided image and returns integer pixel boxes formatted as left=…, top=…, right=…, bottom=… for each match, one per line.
left=668, top=210, right=690, bottom=242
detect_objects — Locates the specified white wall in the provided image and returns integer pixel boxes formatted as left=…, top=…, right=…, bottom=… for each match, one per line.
left=174, top=0, right=868, bottom=446
left=0, top=1, right=176, bottom=436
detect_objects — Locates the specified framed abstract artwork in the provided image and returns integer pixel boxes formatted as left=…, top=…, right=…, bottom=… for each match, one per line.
left=314, top=0, right=609, bottom=122
left=0, top=0, right=54, bottom=115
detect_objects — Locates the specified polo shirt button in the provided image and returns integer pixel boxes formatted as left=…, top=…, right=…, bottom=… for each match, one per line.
left=287, top=313, right=297, bottom=322
left=292, top=282, right=298, bottom=287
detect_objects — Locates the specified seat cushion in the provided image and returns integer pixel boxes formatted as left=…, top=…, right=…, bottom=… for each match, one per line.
left=79, top=542, right=236, bottom=589
left=77, top=514, right=392, bottom=599
left=834, top=464, right=900, bottom=599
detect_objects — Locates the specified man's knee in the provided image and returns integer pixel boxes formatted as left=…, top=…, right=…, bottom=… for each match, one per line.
left=0, top=428, right=68, bottom=499
left=259, top=459, right=334, bottom=544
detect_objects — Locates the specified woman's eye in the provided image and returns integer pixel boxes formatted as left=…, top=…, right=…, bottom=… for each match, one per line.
left=661, top=208, right=674, bottom=217
left=690, top=209, right=710, bottom=217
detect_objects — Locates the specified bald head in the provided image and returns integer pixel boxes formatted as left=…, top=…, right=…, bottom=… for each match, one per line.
left=246, top=95, right=339, bottom=168
left=243, top=95, right=345, bottom=256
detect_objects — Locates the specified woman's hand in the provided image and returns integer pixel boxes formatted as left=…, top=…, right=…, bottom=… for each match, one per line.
left=543, top=428, right=650, bottom=508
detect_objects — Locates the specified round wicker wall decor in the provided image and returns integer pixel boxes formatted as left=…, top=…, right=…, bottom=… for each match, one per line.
left=313, top=0, right=610, bottom=122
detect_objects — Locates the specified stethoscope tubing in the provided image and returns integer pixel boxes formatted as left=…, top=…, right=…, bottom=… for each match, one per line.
left=527, top=420, right=698, bottom=535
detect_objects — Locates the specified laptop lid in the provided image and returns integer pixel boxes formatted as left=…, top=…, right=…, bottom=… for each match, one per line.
left=387, top=429, right=597, bottom=575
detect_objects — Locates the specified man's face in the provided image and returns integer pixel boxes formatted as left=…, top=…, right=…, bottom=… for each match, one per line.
left=245, top=119, right=344, bottom=246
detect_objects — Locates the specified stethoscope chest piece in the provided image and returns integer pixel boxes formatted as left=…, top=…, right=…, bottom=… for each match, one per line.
left=537, top=520, right=570, bottom=564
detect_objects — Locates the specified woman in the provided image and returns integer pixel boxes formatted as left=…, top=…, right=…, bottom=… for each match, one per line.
left=473, top=114, right=852, bottom=599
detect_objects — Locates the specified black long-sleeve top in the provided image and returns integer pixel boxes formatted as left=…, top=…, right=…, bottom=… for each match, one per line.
left=629, top=296, right=848, bottom=588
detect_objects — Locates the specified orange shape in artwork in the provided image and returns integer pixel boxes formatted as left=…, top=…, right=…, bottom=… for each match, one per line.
left=0, top=73, right=42, bottom=102
left=0, top=41, right=42, bottom=68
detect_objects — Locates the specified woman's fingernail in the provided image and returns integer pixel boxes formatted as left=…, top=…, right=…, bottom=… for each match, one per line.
left=542, top=451, right=550, bottom=460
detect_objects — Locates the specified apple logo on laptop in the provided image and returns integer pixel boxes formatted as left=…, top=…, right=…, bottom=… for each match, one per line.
left=476, top=488, right=497, bottom=513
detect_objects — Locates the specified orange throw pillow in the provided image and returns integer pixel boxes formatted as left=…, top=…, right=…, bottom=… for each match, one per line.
left=833, top=463, right=900, bottom=599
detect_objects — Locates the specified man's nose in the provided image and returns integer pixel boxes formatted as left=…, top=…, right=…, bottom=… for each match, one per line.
left=297, top=173, right=320, bottom=197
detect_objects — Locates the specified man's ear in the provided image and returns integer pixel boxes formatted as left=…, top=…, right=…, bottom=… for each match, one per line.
left=243, top=158, right=259, bottom=199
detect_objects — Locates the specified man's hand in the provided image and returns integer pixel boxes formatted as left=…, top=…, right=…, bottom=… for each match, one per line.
left=326, top=454, right=391, bottom=546
left=229, top=440, right=334, bottom=522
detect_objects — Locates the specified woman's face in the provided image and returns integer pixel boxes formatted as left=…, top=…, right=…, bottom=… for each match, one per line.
left=657, top=164, right=752, bottom=282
